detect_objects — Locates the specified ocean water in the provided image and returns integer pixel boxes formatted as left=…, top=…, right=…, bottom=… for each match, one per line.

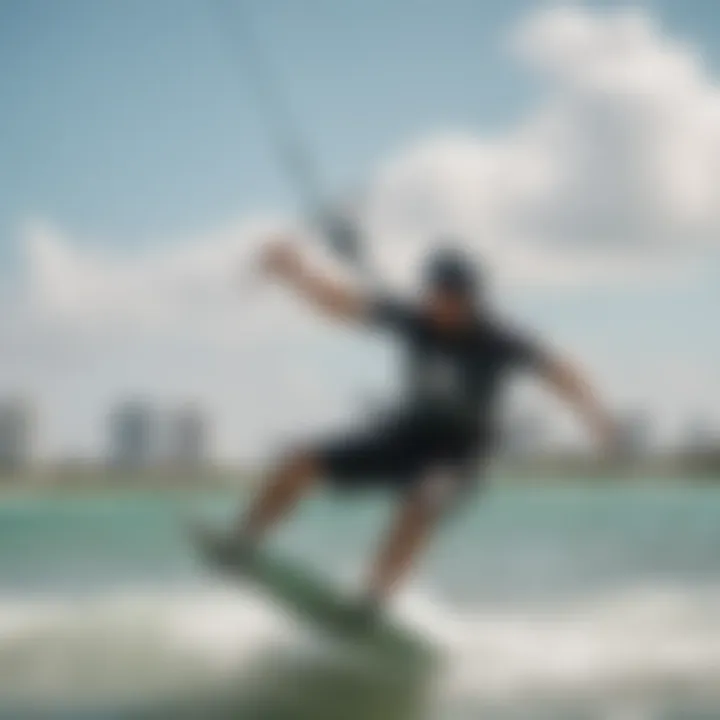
left=1, top=483, right=720, bottom=719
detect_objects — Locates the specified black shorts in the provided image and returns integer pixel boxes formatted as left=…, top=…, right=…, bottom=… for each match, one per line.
left=314, top=411, right=486, bottom=500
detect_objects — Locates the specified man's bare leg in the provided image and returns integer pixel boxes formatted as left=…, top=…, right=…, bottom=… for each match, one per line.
left=196, top=450, right=319, bottom=571
left=365, top=492, right=442, bottom=605
left=236, top=450, right=319, bottom=544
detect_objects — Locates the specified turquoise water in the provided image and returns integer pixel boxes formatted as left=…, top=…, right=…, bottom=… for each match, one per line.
left=1, top=483, right=720, bottom=719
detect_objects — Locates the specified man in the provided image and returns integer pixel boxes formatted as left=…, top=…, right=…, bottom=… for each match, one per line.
left=202, top=235, right=615, bottom=616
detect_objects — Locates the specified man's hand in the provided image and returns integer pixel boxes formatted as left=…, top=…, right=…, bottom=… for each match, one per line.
left=258, top=236, right=304, bottom=281
left=592, top=412, right=620, bottom=459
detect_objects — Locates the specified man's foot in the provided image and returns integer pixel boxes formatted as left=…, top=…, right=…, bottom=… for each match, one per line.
left=190, top=522, right=256, bottom=574
left=345, top=594, right=383, bottom=633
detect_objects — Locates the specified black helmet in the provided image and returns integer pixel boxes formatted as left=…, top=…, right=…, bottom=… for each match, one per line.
left=422, top=246, right=481, bottom=299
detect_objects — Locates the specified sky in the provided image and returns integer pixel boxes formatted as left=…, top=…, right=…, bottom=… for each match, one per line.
left=0, top=0, right=719, bottom=459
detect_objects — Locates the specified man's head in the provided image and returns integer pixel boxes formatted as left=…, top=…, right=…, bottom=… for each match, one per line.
left=421, top=247, right=482, bottom=331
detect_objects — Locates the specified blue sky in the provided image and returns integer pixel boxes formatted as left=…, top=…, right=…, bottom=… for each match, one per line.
left=1, top=0, right=719, bottom=456
left=3, top=0, right=719, bottom=258
left=0, top=0, right=549, bottom=268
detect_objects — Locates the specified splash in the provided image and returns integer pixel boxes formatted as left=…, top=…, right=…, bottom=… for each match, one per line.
left=2, top=582, right=720, bottom=717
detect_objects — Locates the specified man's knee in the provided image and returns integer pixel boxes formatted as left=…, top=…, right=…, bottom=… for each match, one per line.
left=279, top=446, right=323, bottom=483
left=412, top=468, right=465, bottom=518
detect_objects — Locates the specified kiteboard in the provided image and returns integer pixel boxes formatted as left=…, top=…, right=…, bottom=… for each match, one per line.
left=188, top=521, right=437, bottom=670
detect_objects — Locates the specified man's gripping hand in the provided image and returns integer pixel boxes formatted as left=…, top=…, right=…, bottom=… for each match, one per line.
left=258, top=235, right=305, bottom=282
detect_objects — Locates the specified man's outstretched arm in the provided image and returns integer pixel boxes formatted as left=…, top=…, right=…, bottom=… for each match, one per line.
left=257, top=236, right=369, bottom=323
left=537, top=353, right=616, bottom=452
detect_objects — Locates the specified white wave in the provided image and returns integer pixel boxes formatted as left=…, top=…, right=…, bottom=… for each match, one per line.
left=398, top=584, right=720, bottom=706
left=1, top=581, right=720, bottom=713
left=0, top=583, right=294, bottom=707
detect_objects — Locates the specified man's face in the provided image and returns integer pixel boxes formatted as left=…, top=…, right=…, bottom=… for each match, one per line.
left=423, top=287, right=476, bottom=332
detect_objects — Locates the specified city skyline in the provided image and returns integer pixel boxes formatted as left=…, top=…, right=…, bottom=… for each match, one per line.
left=0, top=393, right=714, bottom=465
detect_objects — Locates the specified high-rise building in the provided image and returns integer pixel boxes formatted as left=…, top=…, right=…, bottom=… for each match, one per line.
left=0, top=398, right=34, bottom=473
left=107, top=399, right=157, bottom=470
left=502, top=411, right=546, bottom=457
left=682, top=415, right=717, bottom=454
left=616, top=410, right=652, bottom=459
left=167, top=403, right=209, bottom=469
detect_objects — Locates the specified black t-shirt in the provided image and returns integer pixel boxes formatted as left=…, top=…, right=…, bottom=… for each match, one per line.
left=368, top=297, right=547, bottom=441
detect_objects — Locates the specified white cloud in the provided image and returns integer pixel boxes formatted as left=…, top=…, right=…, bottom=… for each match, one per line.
left=23, top=219, right=266, bottom=336
left=364, top=6, right=720, bottom=288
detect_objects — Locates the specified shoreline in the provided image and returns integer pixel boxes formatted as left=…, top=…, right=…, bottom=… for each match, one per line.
left=0, top=463, right=717, bottom=499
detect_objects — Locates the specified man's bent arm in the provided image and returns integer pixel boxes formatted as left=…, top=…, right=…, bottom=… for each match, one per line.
left=538, top=354, right=616, bottom=451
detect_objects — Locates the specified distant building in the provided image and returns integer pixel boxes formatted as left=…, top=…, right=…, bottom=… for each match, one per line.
left=616, top=410, right=652, bottom=460
left=502, top=412, right=546, bottom=458
left=0, top=398, right=34, bottom=473
left=682, top=415, right=718, bottom=454
left=107, top=400, right=158, bottom=470
left=166, top=403, right=209, bottom=470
